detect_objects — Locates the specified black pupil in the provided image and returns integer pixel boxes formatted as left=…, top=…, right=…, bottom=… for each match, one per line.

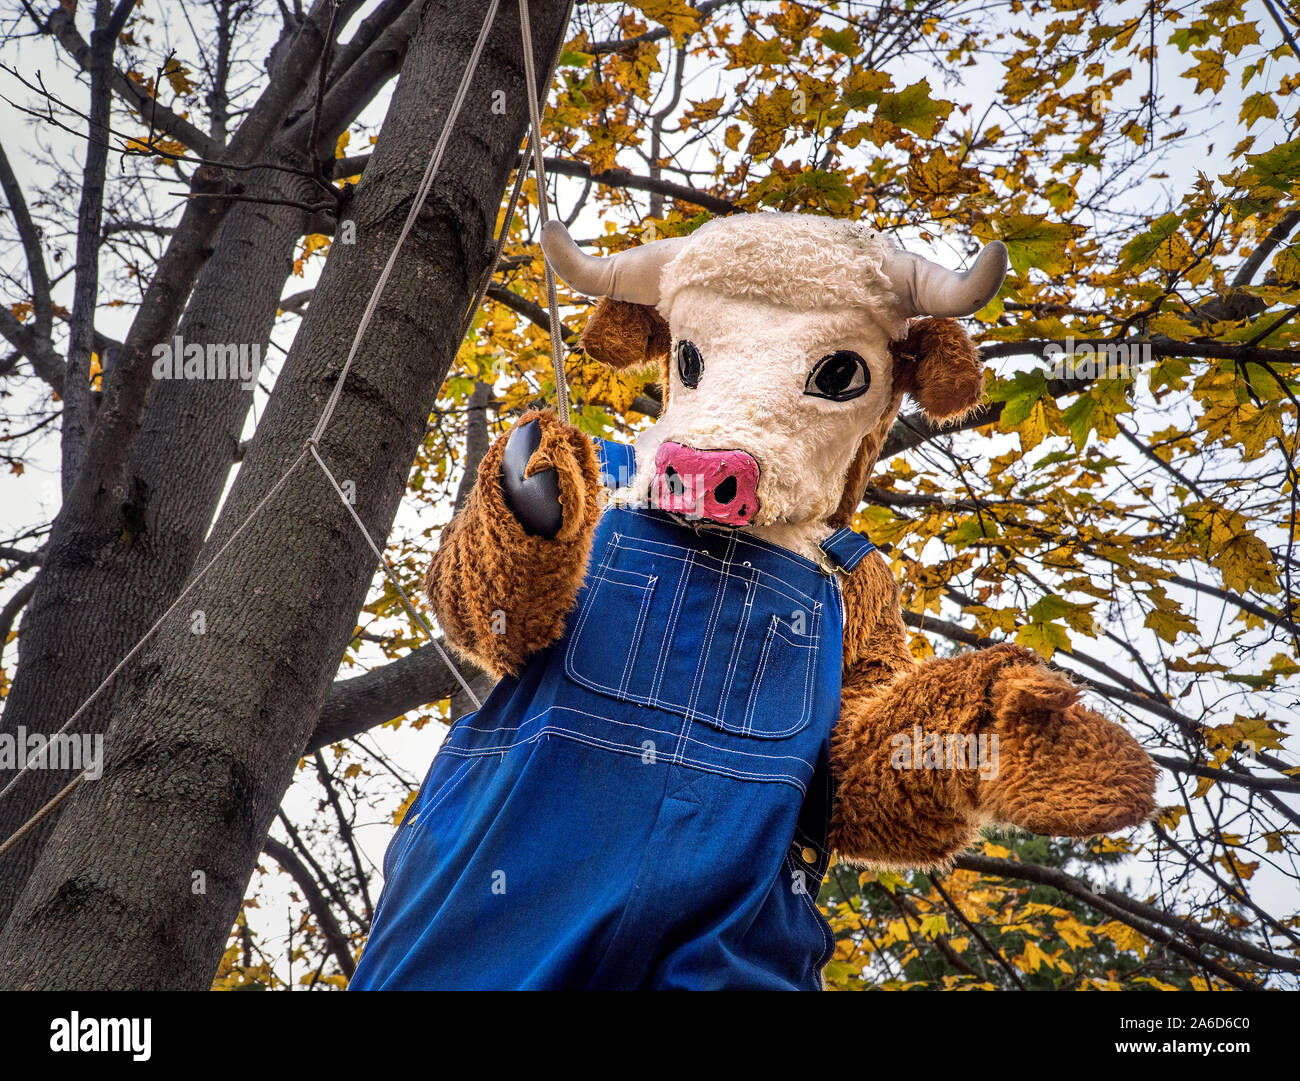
left=817, top=351, right=859, bottom=394
left=677, top=341, right=702, bottom=387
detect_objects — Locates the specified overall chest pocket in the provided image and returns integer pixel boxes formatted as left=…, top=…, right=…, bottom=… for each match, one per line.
left=565, top=532, right=822, bottom=739
left=566, top=563, right=658, bottom=698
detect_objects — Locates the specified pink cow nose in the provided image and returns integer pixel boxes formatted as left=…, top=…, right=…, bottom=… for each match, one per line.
left=653, top=442, right=760, bottom=526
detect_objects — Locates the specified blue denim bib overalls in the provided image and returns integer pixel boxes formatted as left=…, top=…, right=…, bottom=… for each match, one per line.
left=350, top=440, right=876, bottom=990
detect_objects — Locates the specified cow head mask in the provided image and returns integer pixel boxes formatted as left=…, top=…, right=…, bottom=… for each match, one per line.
left=540, top=213, right=1007, bottom=559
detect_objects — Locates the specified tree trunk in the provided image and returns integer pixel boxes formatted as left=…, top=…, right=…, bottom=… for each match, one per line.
left=0, top=12, right=417, bottom=915
left=0, top=0, right=571, bottom=991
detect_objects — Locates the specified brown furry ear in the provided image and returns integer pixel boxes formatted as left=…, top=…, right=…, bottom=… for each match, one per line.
left=580, top=297, right=671, bottom=371
left=890, top=317, right=985, bottom=424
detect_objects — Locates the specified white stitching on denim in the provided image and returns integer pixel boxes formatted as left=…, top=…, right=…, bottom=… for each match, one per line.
left=621, top=506, right=831, bottom=580
left=493, top=707, right=806, bottom=767
left=741, top=611, right=817, bottom=737
left=442, top=722, right=809, bottom=790
left=828, top=571, right=844, bottom=632
left=802, top=603, right=821, bottom=726
left=572, top=584, right=817, bottom=737
left=443, top=705, right=815, bottom=784
left=564, top=510, right=831, bottom=739
left=567, top=539, right=619, bottom=654
left=569, top=565, right=650, bottom=667
left=648, top=548, right=692, bottom=705
left=609, top=527, right=821, bottom=614
left=679, top=553, right=724, bottom=748
left=405, top=758, right=475, bottom=831
left=564, top=573, right=666, bottom=711
left=825, top=531, right=871, bottom=563
left=564, top=545, right=655, bottom=700
left=684, top=537, right=730, bottom=725
left=716, top=570, right=756, bottom=728
left=785, top=852, right=834, bottom=966
left=617, top=574, right=657, bottom=696
left=596, top=441, right=636, bottom=492
left=743, top=614, right=779, bottom=735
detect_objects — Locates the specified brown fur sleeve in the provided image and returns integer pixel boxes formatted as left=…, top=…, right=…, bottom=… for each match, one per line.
left=425, top=410, right=601, bottom=678
left=830, top=555, right=982, bottom=868
left=830, top=643, right=1035, bottom=869
left=838, top=550, right=915, bottom=680
left=831, top=564, right=1157, bottom=868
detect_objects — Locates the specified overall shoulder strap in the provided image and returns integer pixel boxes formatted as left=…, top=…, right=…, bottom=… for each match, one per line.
left=819, top=526, right=876, bottom=573
left=594, top=438, right=637, bottom=491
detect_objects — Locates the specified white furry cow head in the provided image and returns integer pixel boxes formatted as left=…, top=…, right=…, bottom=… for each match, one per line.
left=540, top=212, right=1007, bottom=560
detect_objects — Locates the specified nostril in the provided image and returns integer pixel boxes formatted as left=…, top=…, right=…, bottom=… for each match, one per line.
left=664, top=465, right=685, bottom=496
left=714, top=475, right=737, bottom=505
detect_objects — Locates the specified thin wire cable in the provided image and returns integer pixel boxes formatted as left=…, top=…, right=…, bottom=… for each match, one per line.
left=464, top=129, right=533, bottom=333
left=311, top=0, right=502, bottom=444
left=518, top=0, right=571, bottom=424
left=0, top=0, right=568, bottom=854
left=308, top=443, right=482, bottom=709
left=0, top=0, right=506, bottom=836
left=0, top=448, right=310, bottom=806
left=0, top=774, right=84, bottom=862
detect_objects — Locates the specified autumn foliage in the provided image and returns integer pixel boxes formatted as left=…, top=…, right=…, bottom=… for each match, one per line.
left=3, top=0, right=1297, bottom=989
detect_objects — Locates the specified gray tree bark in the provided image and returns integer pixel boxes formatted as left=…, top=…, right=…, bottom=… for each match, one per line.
left=0, top=1, right=418, bottom=916
left=0, top=0, right=571, bottom=990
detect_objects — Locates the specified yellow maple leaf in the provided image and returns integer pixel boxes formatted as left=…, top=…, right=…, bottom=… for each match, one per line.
left=1054, top=916, right=1093, bottom=950
left=163, top=61, right=196, bottom=97
left=628, top=0, right=702, bottom=43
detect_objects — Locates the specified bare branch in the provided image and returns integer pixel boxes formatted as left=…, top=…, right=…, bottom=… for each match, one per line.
left=0, top=140, right=53, bottom=343
left=0, top=579, right=37, bottom=669
left=333, top=152, right=737, bottom=214
left=0, top=546, right=45, bottom=568
left=0, top=306, right=64, bottom=394
left=306, top=643, right=485, bottom=755
left=42, top=5, right=218, bottom=159
left=62, top=0, right=130, bottom=491
left=454, top=381, right=493, bottom=515
left=263, top=836, right=356, bottom=978
left=486, top=282, right=577, bottom=340
left=1232, top=207, right=1300, bottom=288
left=954, top=854, right=1283, bottom=988
left=585, top=0, right=743, bottom=53
left=72, top=0, right=339, bottom=511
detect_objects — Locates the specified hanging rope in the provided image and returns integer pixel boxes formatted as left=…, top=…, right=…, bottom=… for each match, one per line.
left=0, top=0, right=586, bottom=859
left=0, top=1, right=581, bottom=859
left=0, top=775, right=84, bottom=863
left=518, top=0, right=573, bottom=424
left=308, top=446, right=482, bottom=708
left=464, top=129, right=533, bottom=333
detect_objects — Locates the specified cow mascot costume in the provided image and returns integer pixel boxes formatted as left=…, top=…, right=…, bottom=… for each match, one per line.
left=351, top=213, right=1156, bottom=990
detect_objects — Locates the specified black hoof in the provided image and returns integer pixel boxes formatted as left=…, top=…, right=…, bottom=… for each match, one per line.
left=500, top=419, right=563, bottom=539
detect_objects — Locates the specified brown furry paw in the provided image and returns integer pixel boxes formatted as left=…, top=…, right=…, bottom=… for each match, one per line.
left=424, top=410, right=601, bottom=678
left=985, top=665, right=1157, bottom=836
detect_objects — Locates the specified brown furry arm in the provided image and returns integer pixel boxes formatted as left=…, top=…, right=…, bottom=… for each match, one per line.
left=830, top=567, right=1157, bottom=867
left=829, top=555, right=977, bottom=867
left=830, top=644, right=1035, bottom=868
left=425, top=410, right=601, bottom=678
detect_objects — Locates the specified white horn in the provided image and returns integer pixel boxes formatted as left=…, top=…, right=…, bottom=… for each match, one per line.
left=885, top=240, right=1008, bottom=318
left=540, top=220, right=689, bottom=306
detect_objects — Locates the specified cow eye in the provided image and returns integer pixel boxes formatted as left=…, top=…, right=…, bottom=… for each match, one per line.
left=676, top=340, right=703, bottom=389
left=805, top=350, right=870, bottom=402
